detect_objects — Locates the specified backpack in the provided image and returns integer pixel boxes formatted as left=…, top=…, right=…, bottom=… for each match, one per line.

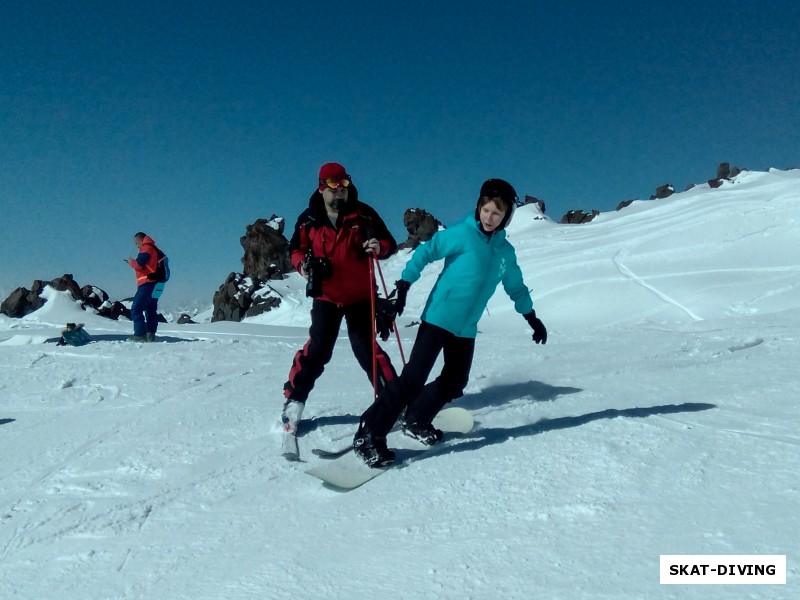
left=58, top=323, right=91, bottom=347
left=147, top=248, right=171, bottom=283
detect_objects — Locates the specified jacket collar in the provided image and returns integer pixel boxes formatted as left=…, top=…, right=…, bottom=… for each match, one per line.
left=307, top=189, right=361, bottom=224
left=466, top=215, right=507, bottom=244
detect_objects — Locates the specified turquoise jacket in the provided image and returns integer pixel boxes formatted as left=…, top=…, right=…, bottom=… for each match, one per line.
left=401, top=216, right=534, bottom=338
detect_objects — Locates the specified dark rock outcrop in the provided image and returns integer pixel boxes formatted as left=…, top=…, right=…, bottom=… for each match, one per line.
left=211, top=272, right=283, bottom=322
left=616, top=199, right=636, bottom=211
left=50, top=274, right=82, bottom=299
left=80, top=285, right=109, bottom=310
left=1, top=274, right=84, bottom=318
left=212, top=216, right=294, bottom=322
left=398, top=208, right=442, bottom=250
left=708, top=162, right=745, bottom=188
left=240, top=215, right=292, bottom=280
left=523, top=195, right=545, bottom=214
left=0, top=286, right=44, bottom=318
left=1, top=274, right=134, bottom=322
left=650, top=184, right=675, bottom=200
left=560, top=209, right=599, bottom=224
left=97, top=301, right=131, bottom=321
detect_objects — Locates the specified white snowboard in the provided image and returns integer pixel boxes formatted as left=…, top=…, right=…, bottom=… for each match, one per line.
left=305, top=407, right=474, bottom=491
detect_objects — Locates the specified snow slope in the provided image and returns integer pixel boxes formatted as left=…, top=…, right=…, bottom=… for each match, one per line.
left=1, top=169, right=798, bottom=599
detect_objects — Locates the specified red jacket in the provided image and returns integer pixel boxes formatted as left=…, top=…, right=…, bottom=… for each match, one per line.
left=288, top=188, right=397, bottom=306
left=128, top=236, right=160, bottom=286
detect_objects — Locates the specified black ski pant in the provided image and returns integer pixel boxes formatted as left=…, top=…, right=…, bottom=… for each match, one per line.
left=284, top=299, right=396, bottom=403
left=360, top=321, right=475, bottom=437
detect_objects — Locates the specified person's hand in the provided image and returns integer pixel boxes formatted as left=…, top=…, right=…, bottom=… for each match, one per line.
left=393, top=280, right=410, bottom=316
left=523, top=310, right=548, bottom=344
left=363, top=238, right=380, bottom=254
left=375, top=298, right=397, bottom=341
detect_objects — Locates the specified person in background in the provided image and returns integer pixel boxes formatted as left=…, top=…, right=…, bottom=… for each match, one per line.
left=280, top=162, right=399, bottom=435
left=126, top=232, right=165, bottom=342
left=353, top=178, right=548, bottom=467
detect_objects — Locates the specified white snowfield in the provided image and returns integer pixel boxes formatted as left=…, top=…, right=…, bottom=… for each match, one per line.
left=1, top=169, right=798, bottom=599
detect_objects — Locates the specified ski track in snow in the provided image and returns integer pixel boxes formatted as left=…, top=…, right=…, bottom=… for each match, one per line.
left=0, top=342, right=275, bottom=576
left=612, top=252, right=704, bottom=321
left=1, top=323, right=797, bottom=599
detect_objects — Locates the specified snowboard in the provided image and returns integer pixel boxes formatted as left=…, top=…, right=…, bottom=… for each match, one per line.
left=305, top=407, right=474, bottom=491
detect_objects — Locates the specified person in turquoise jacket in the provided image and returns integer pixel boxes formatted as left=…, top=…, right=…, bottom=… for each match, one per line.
left=354, top=178, right=548, bottom=467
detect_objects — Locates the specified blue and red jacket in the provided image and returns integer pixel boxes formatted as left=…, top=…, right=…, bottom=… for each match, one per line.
left=288, top=187, right=397, bottom=306
left=128, top=236, right=161, bottom=287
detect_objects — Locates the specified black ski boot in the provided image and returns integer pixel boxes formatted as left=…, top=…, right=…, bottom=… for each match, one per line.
left=400, top=419, right=444, bottom=446
left=353, top=424, right=395, bottom=468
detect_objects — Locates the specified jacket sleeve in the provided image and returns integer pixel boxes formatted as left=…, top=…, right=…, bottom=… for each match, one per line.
left=500, top=247, right=534, bottom=315
left=135, top=251, right=152, bottom=269
left=288, top=212, right=311, bottom=272
left=360, top=204, right=397, bottom=259
left=400, top=227, right=459, bottom=284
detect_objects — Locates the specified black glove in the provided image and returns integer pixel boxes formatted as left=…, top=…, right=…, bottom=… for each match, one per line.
left=375, top=298, right=397, bottom=341
left=394, top=280, right=410, bottom=316
left=523, top=310, right=547, bottom=344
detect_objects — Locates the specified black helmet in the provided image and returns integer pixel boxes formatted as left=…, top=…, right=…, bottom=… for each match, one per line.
left=475, top=178, right=518, bottom=231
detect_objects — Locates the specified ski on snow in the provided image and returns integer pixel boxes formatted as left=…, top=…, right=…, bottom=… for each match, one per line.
left=305, top=407, right=474, bottom=491
left=281, top=430, right=301, bottom=462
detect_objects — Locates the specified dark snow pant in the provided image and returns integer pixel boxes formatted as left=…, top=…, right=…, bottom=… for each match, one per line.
left=131, top=282, right=159, bottom=337
left=360, top=321, right=475, bottom=437
left=283, top=299, right=397, bottom=403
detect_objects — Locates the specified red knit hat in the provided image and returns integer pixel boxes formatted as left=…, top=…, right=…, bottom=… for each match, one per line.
left=318, top=162, right=348, bottom=181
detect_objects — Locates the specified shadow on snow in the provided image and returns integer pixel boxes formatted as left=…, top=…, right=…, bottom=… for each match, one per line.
left=299, top=380, right=582, bottom=436
left=299, top=414, right=360, bottom=435
left=457, top=380, right=583, bottom=410
left=400, top=402, right=717, bottom=465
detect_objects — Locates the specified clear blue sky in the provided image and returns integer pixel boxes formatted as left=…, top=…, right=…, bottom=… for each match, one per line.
left=2, top=1, right=798, bottom=308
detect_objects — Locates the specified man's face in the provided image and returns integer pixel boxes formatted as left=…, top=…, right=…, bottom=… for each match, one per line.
left=134, top=237, right=143, bottom=249
left=321, top=185, right=349, bottom=212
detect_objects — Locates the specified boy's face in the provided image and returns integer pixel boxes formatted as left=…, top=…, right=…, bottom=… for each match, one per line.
left=479, top=198, right=507, bottom=232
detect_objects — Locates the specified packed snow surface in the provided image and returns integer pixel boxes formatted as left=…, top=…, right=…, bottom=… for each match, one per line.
left=1, top=169, right=798, bottom=598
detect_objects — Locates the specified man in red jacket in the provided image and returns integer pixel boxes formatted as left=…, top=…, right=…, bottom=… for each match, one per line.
left=126, top=232, right=164, bottom=342
left=281, top=163, right=398, bottom=436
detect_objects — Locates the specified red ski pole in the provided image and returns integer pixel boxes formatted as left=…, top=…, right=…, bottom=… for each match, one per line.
left=368, top=256, right=379, bottom=401
left=373, top=256, right=407, bottom=365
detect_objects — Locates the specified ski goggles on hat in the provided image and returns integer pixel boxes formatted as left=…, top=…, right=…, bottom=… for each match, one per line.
left=318, top=176, right=351, bottom=191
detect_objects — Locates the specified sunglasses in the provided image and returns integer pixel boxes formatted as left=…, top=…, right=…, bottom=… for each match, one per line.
left=319, top=176, right=351, bottom=191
